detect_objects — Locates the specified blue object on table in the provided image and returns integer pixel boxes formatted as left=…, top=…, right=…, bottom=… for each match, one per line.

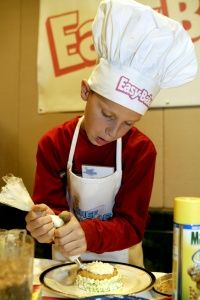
left=84, top=296, right=148, bottom=300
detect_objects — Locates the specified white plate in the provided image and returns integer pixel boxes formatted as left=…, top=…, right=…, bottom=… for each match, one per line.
left=33, top=258, right=61, bottom=284
left=39, top=261, right=155, bottom=298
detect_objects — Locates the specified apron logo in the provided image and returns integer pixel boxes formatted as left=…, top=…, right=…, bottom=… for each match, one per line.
left=74, top=207, right=113, bottom=221
left=116, top=76, right=153, bottom=107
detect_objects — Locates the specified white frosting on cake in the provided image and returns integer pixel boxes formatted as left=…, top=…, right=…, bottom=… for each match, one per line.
left=83, top=261, right=114, bottom=275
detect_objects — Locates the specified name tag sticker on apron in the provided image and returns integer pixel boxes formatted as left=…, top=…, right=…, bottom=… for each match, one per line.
left=82, top=165, right=114, bottom=178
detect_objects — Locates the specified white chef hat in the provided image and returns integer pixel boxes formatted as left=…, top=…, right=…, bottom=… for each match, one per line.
left=88, top=0, right=198, bottom=115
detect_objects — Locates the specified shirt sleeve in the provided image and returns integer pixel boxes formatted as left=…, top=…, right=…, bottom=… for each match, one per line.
left=32, top=128, right=70, bottom=215
left=80, top=135, right=157, bottom=253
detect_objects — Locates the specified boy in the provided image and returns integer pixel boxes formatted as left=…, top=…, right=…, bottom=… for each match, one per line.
left=26, top=0, right=197, bottom=266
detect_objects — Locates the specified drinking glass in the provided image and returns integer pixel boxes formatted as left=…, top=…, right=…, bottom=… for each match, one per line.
left=0, top=229, right=34, bottom=300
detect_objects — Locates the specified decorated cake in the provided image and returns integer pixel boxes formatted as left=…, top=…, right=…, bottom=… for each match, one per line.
left=75, top=261, right=123, bottom=292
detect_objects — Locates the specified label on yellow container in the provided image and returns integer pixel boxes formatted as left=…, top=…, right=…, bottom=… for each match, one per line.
left=173, top=223, right=200, bottom=300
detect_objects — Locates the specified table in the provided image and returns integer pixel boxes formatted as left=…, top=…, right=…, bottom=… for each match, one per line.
left=33, top=258, right=171, bottom=300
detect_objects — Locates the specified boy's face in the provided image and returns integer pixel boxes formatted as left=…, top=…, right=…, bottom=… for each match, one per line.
left=82, top=91, right=141, bottom=146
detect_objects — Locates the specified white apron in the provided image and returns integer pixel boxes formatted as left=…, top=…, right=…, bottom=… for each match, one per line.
left=53, top=116, right=143, bottom=266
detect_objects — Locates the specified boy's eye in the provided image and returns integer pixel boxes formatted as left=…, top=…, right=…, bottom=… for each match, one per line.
left=102, top=110, right=114, bottom=119
left=125, top=121, right=133, bottom=127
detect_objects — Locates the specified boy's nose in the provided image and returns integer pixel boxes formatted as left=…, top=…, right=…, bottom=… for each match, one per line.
left=105, top=125, right=119, bottom=138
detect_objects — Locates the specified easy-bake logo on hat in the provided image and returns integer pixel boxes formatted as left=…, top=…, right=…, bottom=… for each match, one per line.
left=116, top=76, right=153, bottom=107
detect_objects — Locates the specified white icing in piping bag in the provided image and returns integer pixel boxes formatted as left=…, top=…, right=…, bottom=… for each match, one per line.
left=49, top=214, right=64, bottom=228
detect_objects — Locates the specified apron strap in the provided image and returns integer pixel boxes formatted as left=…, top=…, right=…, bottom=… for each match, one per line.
left=116, top=138, right=122, bottom=172
left=67, top=116, right=84, bottom=169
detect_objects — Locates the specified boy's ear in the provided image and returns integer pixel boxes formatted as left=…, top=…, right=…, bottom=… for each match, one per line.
left=81, top=80, right=90, bottom=100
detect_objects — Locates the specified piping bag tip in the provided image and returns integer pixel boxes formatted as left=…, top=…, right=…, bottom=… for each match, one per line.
left=70, top=256, right=85, bottom=269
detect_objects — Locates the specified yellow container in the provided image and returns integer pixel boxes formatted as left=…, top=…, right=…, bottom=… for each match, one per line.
left=173, top=197, right=200, bottom=300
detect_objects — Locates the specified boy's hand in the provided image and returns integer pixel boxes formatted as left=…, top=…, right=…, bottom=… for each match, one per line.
left=25, top=204, right=55, bottom=243
left=54, top=211, right=87, bottom=257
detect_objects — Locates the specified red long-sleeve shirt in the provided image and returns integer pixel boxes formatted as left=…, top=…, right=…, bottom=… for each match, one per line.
left=33, top=116, right=156, bottom=253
